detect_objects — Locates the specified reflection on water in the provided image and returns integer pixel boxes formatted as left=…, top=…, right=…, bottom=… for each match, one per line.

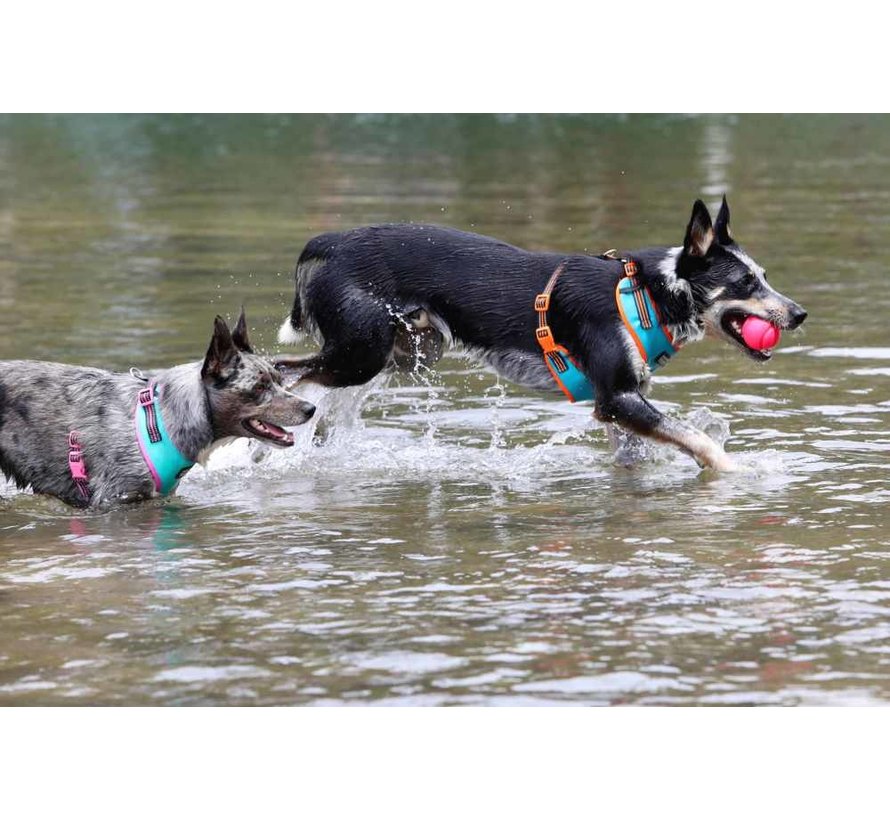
left=2, top=115, right=890, bottom=705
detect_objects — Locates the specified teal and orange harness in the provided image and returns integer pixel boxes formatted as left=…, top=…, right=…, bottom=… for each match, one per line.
left=534, top=256, right=682, bottom=402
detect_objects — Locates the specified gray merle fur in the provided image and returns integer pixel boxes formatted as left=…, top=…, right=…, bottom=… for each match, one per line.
left=0, top=310, right=315, bottom=508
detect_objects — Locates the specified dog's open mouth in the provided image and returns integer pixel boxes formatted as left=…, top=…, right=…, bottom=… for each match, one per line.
left=242, top=418, right=295, bottom=447
left=720, top=311, right=773, bottom=362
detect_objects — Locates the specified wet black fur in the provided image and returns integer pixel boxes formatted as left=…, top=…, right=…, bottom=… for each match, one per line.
left=278, top=198, right=807, bottom=467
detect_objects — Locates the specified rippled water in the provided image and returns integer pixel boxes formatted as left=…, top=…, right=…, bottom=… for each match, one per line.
left=2, top=115, right=890, bottom=705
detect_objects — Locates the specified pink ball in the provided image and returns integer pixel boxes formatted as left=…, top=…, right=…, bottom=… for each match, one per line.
left=741, top=316, right=781, bottom=350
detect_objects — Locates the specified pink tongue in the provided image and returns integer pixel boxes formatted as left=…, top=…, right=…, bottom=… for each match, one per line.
left=741, top=316, right=781, bottom=350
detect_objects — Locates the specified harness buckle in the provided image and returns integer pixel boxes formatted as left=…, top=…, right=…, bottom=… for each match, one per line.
left=138, top=387, right=154, bottom=407
left=624, top=260, right=638, bottom=277
left=68, top=432, right=88, bottom=481
left=534, top=293, right=550, bottom=312
left=535, top=325, right=558, bottom=353
left=69, top=458, right=88, bottom=481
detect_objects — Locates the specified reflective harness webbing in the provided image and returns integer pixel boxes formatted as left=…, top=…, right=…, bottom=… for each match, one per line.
left=534, top=261, right=595, bottom=402
left=615, top=265, right=679, bottom=371
left=534, top=256, right=682, bottom=403
left=134, top=380, right=196, bottom=496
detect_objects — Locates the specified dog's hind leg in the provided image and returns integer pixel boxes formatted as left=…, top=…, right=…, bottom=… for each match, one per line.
left=276, top=299, right=397, bottom=389
left=276, top=348, right=391, bottom=388
left=391, top=309, right=445, bottom=373
left=273, top=353, right=332, bottom=385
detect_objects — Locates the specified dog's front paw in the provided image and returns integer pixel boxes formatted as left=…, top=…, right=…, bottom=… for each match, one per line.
left=715, top=456, right=741, bottom=473
left=708, top=451, right=752, bottom=474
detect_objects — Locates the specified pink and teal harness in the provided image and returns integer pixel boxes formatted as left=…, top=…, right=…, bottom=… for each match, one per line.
left=68, top=378, right=195, bottom=504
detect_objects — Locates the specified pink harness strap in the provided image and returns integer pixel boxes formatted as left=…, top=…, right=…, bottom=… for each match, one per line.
left=68, top=431, right=92, bottom=504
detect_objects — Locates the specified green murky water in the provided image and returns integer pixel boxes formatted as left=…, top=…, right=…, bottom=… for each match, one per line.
left=1, top=114, right=889, bottom=704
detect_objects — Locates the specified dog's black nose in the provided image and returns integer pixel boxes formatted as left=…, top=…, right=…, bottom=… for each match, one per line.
left=790, top=305, right=808, bottom=328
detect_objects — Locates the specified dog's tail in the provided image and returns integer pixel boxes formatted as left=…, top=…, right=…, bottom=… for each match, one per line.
left=278, top=233, right=339, bottom=345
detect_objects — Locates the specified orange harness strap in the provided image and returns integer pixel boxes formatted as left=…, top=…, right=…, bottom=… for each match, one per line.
left=533, top=261, right=567, bottom=355
left=533, top=255, right=679, bottom=403
left=534, top=260, right=593, bottom=401
left=535, top=256, right=641, bottom=349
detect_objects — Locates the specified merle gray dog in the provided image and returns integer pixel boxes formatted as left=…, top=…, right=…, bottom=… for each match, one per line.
left=0, top=310, right=315, bottom=508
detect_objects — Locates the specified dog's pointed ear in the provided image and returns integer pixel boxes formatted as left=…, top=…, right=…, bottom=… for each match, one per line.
left=682, top=199, right=715, bottom=258
left=714, top=195, right=733, bottom=245
left=231, top=306, right=254, bottom=353
left=202, top=316, right=240, bottom=380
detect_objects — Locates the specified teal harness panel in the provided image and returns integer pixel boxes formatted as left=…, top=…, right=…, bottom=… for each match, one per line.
left=134, top=382, right=196, bottom=496
left=542, top=349, right=595, bottom=402
left=535, top=261, right=681, bottom=404
left=615, top=278, right=679, bottom=373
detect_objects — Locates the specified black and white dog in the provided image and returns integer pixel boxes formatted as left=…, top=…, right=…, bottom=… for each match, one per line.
left=0, top=310, right=315, bottom=508
left=276, top=198, right=806, bottom=471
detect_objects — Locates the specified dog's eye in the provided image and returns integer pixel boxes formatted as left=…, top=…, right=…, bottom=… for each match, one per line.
left=252, top=375, right=273, bottom=398
left=748, top=269, right=768, bottom=285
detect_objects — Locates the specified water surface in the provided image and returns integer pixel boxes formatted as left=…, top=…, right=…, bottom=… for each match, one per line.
left=1, top=114, right=889, bottom=705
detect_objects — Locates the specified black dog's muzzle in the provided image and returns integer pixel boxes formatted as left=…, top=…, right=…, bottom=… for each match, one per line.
left=786, top=302, right=808, bottom=330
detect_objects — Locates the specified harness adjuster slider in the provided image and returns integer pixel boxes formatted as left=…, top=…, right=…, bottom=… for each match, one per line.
left=535, top=325, right=559, bottom=353
left=138, top=384, right=163, bottom=444
left=69, top=458, right=88, bottom=481
left=67, top=431, right=89, bottom=483
left=624, top=260, right=638, bottom=277
left=534, top=293, right=551, bottom=312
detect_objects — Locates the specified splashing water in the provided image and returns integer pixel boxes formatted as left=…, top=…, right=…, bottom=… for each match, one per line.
left=193, top=373, right=612, bottom=495
left=187, top=370, right=788, bottom=502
